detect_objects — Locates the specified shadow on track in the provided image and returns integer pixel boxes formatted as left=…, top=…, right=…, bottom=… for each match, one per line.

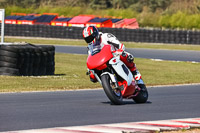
left=101, top=101, right=152, bottom=105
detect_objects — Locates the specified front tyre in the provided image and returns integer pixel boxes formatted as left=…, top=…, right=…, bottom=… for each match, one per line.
left=101, top=74, right=123, bottom=105
left=133, top=84, right=148, bottom=103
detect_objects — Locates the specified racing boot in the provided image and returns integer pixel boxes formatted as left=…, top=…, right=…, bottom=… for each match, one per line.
left=132, top=69, right=144, bottom=85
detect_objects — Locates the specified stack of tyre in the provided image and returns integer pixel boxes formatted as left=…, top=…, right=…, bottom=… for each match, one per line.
left=0, top=43, right=55, bottom=76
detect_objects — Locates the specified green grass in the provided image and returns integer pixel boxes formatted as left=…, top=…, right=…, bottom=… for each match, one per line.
left=135, top=58, right=200, bottom=86
left=0, top=53, right=199, bottom=93
left=0, top=53, right=100, bottom=93
left=125, top=42, right=200, bottom=51
left=5, top=37, right=84, bottom=46
left=5, top=37, right=200, bottom=51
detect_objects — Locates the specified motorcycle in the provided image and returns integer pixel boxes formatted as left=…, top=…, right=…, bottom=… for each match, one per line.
left=86, top=43, right=148, bottom=105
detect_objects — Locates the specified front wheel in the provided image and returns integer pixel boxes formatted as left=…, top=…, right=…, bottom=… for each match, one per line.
left=133, top=84, right=148, bottom=103
left=101, top=74, right=123, bottom=105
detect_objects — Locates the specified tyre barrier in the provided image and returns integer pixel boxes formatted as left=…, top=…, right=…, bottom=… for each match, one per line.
left=0, top=43, right=55, bottom=76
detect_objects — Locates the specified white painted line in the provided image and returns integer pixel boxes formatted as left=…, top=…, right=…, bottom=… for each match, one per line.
left=62, top=125, right=135, bottom=133
left=150, top=58, right=200, bottom=63
left=148, top=83, right=200, bottom=88
left=150, top=59, right=164, bottom=61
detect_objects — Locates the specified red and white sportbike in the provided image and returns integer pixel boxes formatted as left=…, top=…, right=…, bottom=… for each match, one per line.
left=86, top=43, right=148, bottom=105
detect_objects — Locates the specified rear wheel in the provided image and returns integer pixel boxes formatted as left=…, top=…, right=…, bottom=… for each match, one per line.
left=133, top=84, right=148, bottom=103
left=101, top=74, right=123, bottom=105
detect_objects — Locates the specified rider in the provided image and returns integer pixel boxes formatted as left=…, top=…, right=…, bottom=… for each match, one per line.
left=82, top=26, right=144, bottom=86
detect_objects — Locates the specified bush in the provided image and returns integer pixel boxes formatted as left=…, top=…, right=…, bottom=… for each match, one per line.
left=137, top=7, right=161, bottom=27
left=158, top=15, right=171, bottom=28
left=5, top=6, right=35, bottom=16
left=158, top=11, right=200, bottom=29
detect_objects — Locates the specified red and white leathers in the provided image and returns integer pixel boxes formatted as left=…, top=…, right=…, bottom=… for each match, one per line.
left=87, top=32, right=142, bottom=82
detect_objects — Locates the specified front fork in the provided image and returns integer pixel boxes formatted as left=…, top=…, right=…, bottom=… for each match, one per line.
left=88, top=68, right=127, bottom=92
left=100, top=68, right=124, bottom=92
left=110, top=69, right=119, bottom=89
left=87, top=68, right=119, bottom=88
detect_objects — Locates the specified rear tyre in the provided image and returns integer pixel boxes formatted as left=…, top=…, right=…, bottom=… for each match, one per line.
left=133, top=84, right=148, bottom=103
left=101, top=74, right=123, bottom=105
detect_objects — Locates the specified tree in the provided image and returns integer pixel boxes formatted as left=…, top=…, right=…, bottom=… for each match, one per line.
left=111, top=0, right=138, bottom=9
left=90, top=0, right=112, bottom=9
left=0, top=0, right=41, bottom=7
left=148, top=0, right=172, bottom=12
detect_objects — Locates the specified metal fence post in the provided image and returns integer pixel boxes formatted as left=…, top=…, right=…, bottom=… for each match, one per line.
left=0, top=9, right=5, bottom=44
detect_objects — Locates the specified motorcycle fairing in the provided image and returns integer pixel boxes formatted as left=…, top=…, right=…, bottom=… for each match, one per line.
left=87, top=45, right=113, bottom=70
left=109, top=57, right=133, bottom=86
left=118, top=80, right=136, bottom=98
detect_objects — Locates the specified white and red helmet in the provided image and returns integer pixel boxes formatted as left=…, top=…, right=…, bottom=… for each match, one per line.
left=82, top=26, right=99, bottom=44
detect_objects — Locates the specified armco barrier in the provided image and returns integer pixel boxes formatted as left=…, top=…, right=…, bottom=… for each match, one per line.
left=2, top=24, right=200, bottom=44
left=0, top=43, right=55, bottom=76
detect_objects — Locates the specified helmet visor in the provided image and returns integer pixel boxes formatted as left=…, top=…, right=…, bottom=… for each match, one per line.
left=84, top=35, right=95, bottom=43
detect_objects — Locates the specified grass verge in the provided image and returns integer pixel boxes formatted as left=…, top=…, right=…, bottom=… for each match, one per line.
left=0, top=53, right=199, bottom=93
left=5, top=37, right=200, bottom=51
left=162, top=128, right=200, bottom=133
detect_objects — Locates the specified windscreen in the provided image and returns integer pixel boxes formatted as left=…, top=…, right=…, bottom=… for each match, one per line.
left=88, top=40, right=101, bottom=56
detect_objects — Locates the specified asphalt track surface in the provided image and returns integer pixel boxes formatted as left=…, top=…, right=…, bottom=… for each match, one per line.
left=55, top=45, right=200, bottom=62
left=0, top=45, right=199, bottom=132
left=0, top=84, right=200, bottom=132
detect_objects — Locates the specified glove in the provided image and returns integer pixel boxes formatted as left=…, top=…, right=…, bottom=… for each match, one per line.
left=121, top=51, right=134, bottom=62
left=121, top=51, right=126, bottom=57
left=127, top=54, right=134, bottom=62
